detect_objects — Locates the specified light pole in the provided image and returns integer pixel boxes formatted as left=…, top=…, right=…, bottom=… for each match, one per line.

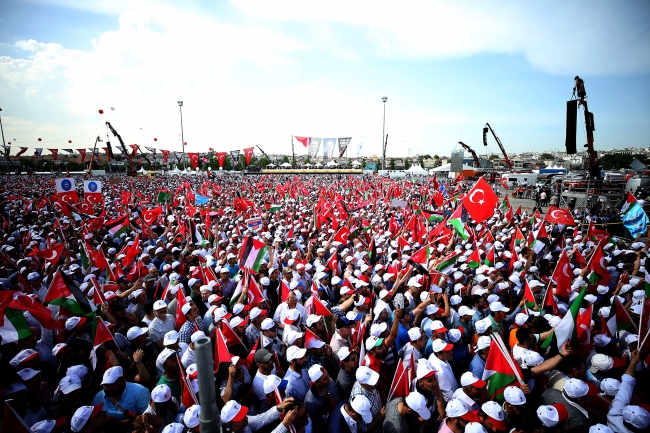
left=381, top=97, right=387, bottom=170
left=177, top=101, right=185, bottom=169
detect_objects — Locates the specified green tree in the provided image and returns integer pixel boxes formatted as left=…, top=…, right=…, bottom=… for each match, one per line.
left=599, top=153, right=649, bottom=170
left=389, top=158, right=395, bottom=170
left=423, top=154, right=432, bottom=160
left=281, top=155, right=290, bottom=164
left=361, top=157, right=367, bottom=168
left=404, top=159, right=411, bottom=170
left=304, top=156, right=311, bottom=165
left=540, top=153, right=554, bottom=160
left=259, top=157, right=270, bottom=167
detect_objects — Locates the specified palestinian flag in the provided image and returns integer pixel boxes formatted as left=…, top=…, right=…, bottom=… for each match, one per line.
left=529, top=224, right=549, bottom=255
left=482, top=337, right=523, bottom=400
left=448, top=204, right=470, bottom=240
left=436, top=251, right=460, bottom=273
left=157, top=191, right=171, bottom=203
left=554, top=287, right=586, bottom=350
left=0, top=308, right=32, bottom=345
left=422, top=210, right=444, bottom=223
left=367, top=238, right=378, bottom=266
left=513, top=228, right=525, bottom=246
left=312, top=298, right=334, bottom=326
left=522, top=280, right=537, bottom=309
left=620, top=191, right=637, bottom=214
left=467, top=248, right=481, bottom=269
left=238, top=236, right=269, bottom=272
left=643, top=268, right=650, bottom=297
left=587, top=240, right=610, bottom=286
left=410, top=245, right=433, bottom=266
left=542, top=285, right=559, bottom=315
left=484, top=246, right=495, bottom=266
left=105, top=215, right=129, bottom=238
left=43, top=270, right=96, bottom=315
left=610, top=296, right=638, bottom=333
left=266, top=203, right=281, bottom=213
left=587, top=221, right=610, bottom=242
left=188, top=219, right=205, bottom=246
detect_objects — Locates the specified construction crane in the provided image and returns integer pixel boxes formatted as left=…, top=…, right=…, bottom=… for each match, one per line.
left=483, top=123, right=513, bottom=170
left=458, top=141, right=481, bottom=168
left=105, top=122, right=137, bottom=175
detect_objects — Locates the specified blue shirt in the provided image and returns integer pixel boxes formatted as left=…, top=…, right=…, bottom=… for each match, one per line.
left=395, top=323, right=411, bottom=353
left=92, top=382, right=150, bottom=420
left=468, top=354, right=486, bottom=379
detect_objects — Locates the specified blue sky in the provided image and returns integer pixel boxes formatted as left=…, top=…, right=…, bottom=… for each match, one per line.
left=1, top=0, right=649, bottom=159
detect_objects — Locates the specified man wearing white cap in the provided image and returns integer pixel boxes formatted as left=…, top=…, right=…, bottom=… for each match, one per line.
left=349, top=366, right=384, bottom=433
left=541, top=377, right=597, bottom=431
left=328, top=394, right=374, bottom=433
left=383, top=391, right=432, bottom=433
left=91, top=366, right=150, bottom=422
left=273, top=290, right=307, bottom=336
left=607, top=349, right=650, bottom=433
left=452, top=372, right=487, bottom=412
left=142, top=384, right=182, bottom=431
left=149, top=300, right=176, bottom=351
left=178, top=302, right=205, bottom=345
left=219, top=356, right=253, bottom=405
left=70, top=403, right=121, bottom=433
left=428, top=339, right=459, bottom=402
left=284, top=345, right=310, bottom=401
left=304, top=364, right=339, bottom=432
left=219, top=397, right=297, bottom=433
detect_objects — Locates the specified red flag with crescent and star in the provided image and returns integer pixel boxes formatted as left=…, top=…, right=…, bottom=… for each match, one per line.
left=461, top=177, right=499, bottom=224
left=243, top=147, right=254, bottom=165
left=160, top=149, right=170, bottom=163
left=142, top=207, right=163, bottom=226
left=188, top=153, right=199, bottom=169
left=544, top=206, right=577, bottom=226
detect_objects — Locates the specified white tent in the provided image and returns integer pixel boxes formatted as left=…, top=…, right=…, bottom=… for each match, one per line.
left=280, top=162, right=292, bottom=167
left=326, top=160, right=338, bottom=167
left=304, top=163, right=312, bottom=167
left=170, top=167, right=181, bottom=176
left=315, top=162, right=323, bottom=167
left=267, top=163, right=276, bottom=167
left=429, top=163, right=475, bottom=172
left=351, top=160, right=362, bottom=166
left=137, top=167, right=147, bottom=175
left=406, top=164, right=428, bottom=175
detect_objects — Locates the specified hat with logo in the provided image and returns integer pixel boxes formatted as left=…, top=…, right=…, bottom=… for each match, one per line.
left=600, top=378, right=621, bottom=396
left=355, top=366, right=379, bottom=386
left=503, top=386, right=526, bottom=405
left=151, top=384, right=172, bottom=403
left=481, top=401, right=507, bottom=431
left=163, top=330, right=180, bottom=346
left=286, top=346, right=307, bottom=362
left=308, top=364, right=325, bottom=382
left=127, top=326, right=148, bottom=341
left=563, top=378, right=598, bottom=398
left=70, top=404, right=104, bottom=432
left=622, top=405, right=650, bottom=430
left=445, top=399, right=479, bottom=421
left=30, top=418, right=67, bottom=433
left=184, top=404, right=202, bottom=428
left=101, top=366, right=123, bottom=385
left=536, top=404, right=568, bottom=428
left=405, top=391, right=431, bottom=420
left=59, top=374, right=82, bottom=394
left=350, top=394, right=373, bottom=423
left=431, top=339, right=454, bottom=353
left=460, top=372, right=486, bottom=388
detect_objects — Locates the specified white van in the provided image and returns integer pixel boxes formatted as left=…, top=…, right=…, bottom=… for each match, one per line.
left=502, top=173, right=538, bottom=188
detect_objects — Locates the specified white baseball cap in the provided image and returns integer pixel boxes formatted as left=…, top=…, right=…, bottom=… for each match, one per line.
left=308, top=364, right=325, bottom=382
left=622, top=405, right=650, bottom=430
left=151, top=384, right=172, bottom=403
left=460, top=372, right=486, bottom=388
left=589, top=425, right=614, bottom=433
left=184, top=404, right=202, bottom=428
left=153, top=300, right=168, bottom=310
left=355, top=366, right=379, bottom=386
left=600, top=378, right=621, bottom=396
left=445, top=399, right=478, bottom=421
left=181, top=303, right=193, bottom=315
left=481, top=401, right=507, bottom=431
left=127, top=326, right=148, bottom=341
left=263, top=374, right=288, bottom=394
left=590, top=354, right=614, bottom=373
left=474, top=336, right=491, bottom=351
left=503, top=386, right=526, bottom=405
left=17, top=367, right=40, bottom=381
left=563, top=378, right=598, bottom=398
left=431, top=339, right=454, bottom=353
left=475, top=318, right=491, bottom=334
left=191, top=330, right=206, bottom=343
left=370, top=322, right=387, bottom=337
left=59, top=374, right=82, bottom=394
left=163, top=330, right=180, bottom=345
left=416, top=359, right=437, bottom=380
left=101, top=366, right=123, bottom=385
left=30, top=418, right=67, bottom=433
left=405, top=391, right=431, bottom=420
left=306, top=314, right=322, bottom=327
left=407, top=327, right=422, bottom=341
left=70, top=404, right=104, bottom=432
left=286, top=345, right=307, bottom=362
left=350, top=394, right=373, bottom=423
left=489, top=301, right=510, bottom=313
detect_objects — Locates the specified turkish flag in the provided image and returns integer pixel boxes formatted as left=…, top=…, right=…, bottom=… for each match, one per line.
left=432, top=190, right=443, bottom=207
left=188, top=153, right=199, bottom=169
left=334, top=226, right=350, bottom=244
left=550, top=250, right=573, bottom=297
left=32, top=242, right=65, bottom=265
left=160, top=149, right=170, bottom=163
left=500, top=177, right=509, bottom=191
left=142, top=207, right=163, bottom=226
left=461, top=177, right=499, bottom=224
left=544, top=206, right=577, bottom=226
left=243, top=147, right=254, bottom=165
left=216, top=152, right=226, bottom=167
left=77, top=148, right=86, bottom=162
left=48, top=149, right=58, bottom=161
left=295, top=136, right=310, bottom=147
left=587, top=240, right=610, bottom=286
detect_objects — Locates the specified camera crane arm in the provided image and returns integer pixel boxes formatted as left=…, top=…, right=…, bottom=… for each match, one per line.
left=483, top=123, right=513, bottom=170
left=458, top=141, right=481, bottom=168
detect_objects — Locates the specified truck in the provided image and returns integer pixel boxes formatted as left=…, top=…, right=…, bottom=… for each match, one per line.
left=501, top=173, right=538, bottom=188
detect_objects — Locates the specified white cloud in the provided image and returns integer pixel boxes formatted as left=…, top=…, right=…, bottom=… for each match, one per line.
left=231, top=0, right=650, bottom=76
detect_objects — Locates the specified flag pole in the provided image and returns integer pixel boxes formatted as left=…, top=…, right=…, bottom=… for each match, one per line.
left=492, top=333, right=525, bottom=385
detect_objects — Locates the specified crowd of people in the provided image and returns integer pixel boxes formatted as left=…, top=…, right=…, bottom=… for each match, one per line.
left=0, top=172, right=648, bottom=433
